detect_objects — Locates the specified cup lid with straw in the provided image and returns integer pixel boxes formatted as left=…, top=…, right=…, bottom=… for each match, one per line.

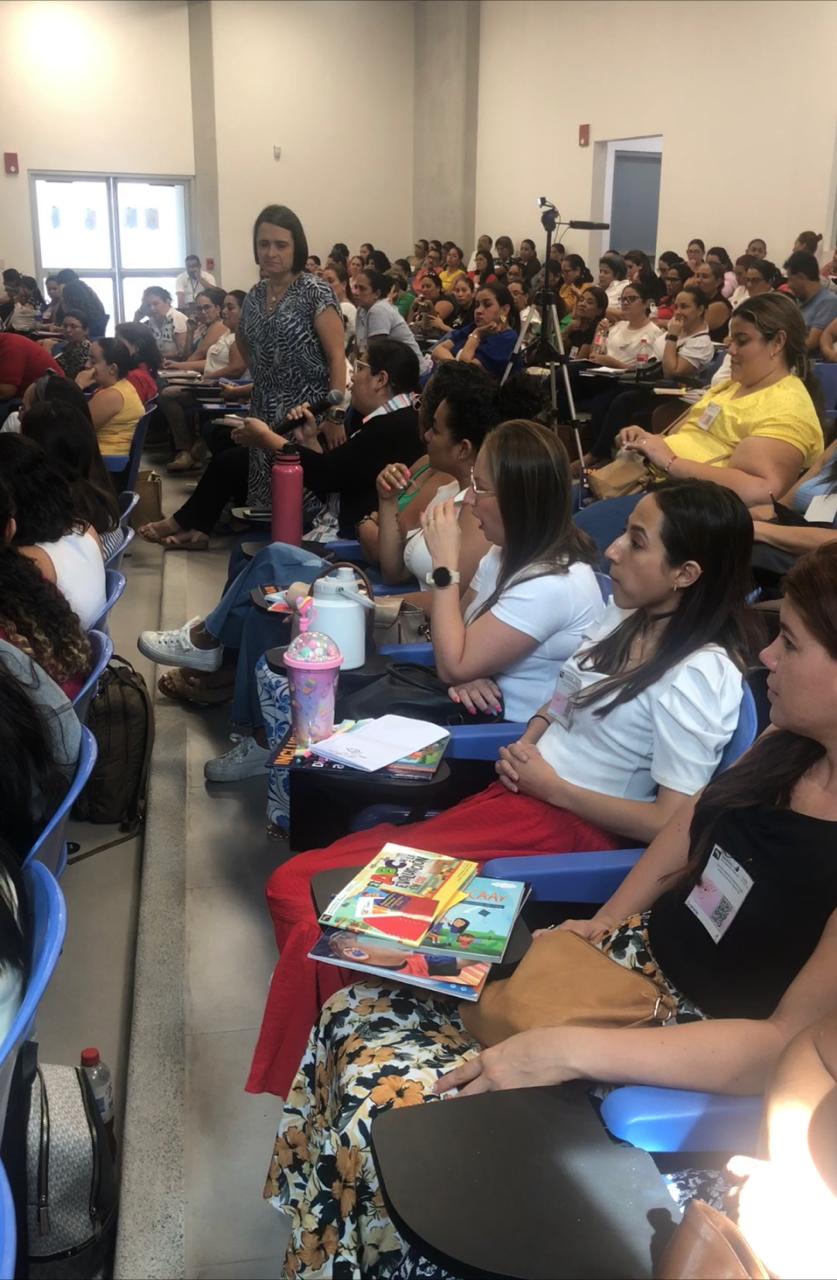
left=284, top=597, right=343, bottom=670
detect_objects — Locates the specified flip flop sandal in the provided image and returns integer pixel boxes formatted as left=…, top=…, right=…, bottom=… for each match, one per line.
left=157, top=669, right=233, bottom=706
left=161, top=532, right=211, bottom=551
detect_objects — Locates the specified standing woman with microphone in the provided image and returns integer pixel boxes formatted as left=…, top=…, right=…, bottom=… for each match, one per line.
left=138, top=205, right=346, bottom=549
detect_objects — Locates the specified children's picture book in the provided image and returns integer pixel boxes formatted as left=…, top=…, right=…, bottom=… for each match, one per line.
left=309, top=929, right=489, bottom=1001
left=310, top=715, right=447, bottom=773
left=318, top=844, right=479, bottom=946
left=271, top=726, right=449, bottom=781
left=420, top=877, right=528, bottom=964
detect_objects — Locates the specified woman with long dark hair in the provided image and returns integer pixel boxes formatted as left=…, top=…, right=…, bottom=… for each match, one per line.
left=430, top=282, right=521, bottom=379
left=0, top=433, right=106, bottom=632
left=264, top=543, right=837, bottom=1279
left=21, top=400, right=120, bottom=556
left=249, top=478, right=757, bottom=1096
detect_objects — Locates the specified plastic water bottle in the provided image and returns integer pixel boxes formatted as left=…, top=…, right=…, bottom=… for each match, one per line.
left=592, top=322, right=608, bottom=358
left=635, top=336, right=652, bottom=381
left=81, top=1047, right=116, bottom=1156
left=271, top=450, right=303, bottom=546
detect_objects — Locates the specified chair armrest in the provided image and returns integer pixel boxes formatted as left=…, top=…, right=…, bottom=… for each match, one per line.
left=446, top=722, right=526, bottom=760
left=600, top=1086, right=763, bottom=1154
left=377, top=641, right=434, bottom=664
left=104, top=455, right=129, bottom=472
left=482, top=849, right=643, bottom=902
left=325, top=538, right=366, bottom=563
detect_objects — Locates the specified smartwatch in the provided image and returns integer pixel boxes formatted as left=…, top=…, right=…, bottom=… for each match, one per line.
left=425, top=567, right=461, bottom=589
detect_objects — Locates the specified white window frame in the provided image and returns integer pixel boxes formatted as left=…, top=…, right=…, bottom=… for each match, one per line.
left=30, top=170, right=194, bottom=325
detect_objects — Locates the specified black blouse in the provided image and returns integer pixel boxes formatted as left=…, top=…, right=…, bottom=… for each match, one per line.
left=648, top=805, right=837, bottom=1019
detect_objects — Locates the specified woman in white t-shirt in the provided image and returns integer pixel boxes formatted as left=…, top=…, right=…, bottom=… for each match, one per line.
left=256, top=479, right=757, bottom=1095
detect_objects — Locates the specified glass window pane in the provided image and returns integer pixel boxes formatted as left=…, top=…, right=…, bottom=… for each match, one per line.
left=35, top=179, right=112, bottom=269
left=121, top=275, right=179, bottom=326
left=117, top=182, right=186, bottom=270
left=78, top=277, right=115, bottom=336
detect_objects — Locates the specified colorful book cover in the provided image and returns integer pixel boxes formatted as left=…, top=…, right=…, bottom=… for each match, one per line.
left=271, top=728, right=448, bottom=779
left=420, top=877, right=528, bottom=964
left=318, top=844, right=479, bottom=947
left=309, top=929, right=489, bottom=1001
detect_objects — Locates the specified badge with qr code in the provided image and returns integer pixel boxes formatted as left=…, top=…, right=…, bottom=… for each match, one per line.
left=685, top=844, right=754, bottom=943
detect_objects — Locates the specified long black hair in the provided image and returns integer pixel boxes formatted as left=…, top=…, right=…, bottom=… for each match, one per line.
left=22, top=402, right=119, bottom=535
left=0, top=834, right=28, bottom=986
left=576, top=481, right=758, bottom=716
left=476, top=281, right=520, bottom=333
left=0, top=475, right=91, bottom=689
left=115, top=321, right=162, bottom=374
left=0, top=434, right=79, bottom=544
left=684, top=542, right=837, bottom=882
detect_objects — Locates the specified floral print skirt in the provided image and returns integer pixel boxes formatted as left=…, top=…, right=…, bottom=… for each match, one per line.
left=265, top=915, right=707, bottom=1279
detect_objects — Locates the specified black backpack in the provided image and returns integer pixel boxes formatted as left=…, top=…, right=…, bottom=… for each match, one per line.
left=73, top=657, right=154, bottom=830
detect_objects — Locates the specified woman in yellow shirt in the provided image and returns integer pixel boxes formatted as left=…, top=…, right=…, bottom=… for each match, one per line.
left=438, top=245, right=467, bottom=293
left=617, top=292, right=824, bottom=507
left=77, top=338, right=145, bottom=456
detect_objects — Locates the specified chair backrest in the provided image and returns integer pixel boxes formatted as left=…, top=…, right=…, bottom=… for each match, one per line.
left=0, top=1160, right=14, bottom=1280
left=717, top=681, right=758, bottom=774
left=72, top=629, right=113, bottom=724
left=0, top=861, right=67, bottom=1139
left=698, top=346, right=726, bottom=385
left=122, top=407, right=154, bottom=493
left=813, top=361, right=837, bottom=412
left=103, top=525, right=135, bottom=571
left=91, top=568, right=126, bottom=633
left=25, top=726, right=98, bottom=876
left=593, top=570, right=612, bottom=603
left=118, top=490, right=140, bottom=528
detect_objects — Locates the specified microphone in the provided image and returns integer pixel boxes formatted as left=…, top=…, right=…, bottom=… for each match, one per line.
left=277, top=389, right=345, bottom=432
left=568, top=220, right=611, bottom=231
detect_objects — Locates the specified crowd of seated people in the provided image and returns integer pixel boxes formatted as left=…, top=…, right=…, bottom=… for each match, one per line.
left=3, top=211, right=837, bottom=1279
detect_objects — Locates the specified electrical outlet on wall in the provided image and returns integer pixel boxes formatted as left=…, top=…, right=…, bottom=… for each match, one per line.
left=273, top=145, right=282, bottom=161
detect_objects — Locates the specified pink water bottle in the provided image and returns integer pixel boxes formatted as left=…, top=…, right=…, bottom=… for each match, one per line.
left=271, top=449, right=303, bottom=545
left=283, top=601, right=343, bottom=746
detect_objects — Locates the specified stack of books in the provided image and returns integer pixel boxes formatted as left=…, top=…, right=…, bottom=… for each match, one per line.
left=309, top=843, right=528, bottom=1001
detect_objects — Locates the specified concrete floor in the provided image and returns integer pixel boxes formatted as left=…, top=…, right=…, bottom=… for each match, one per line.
left=38, top=471, right=291, bottom=1278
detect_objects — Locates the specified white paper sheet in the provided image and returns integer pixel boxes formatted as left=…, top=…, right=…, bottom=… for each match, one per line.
left=310, top=715, right=446, bottom=772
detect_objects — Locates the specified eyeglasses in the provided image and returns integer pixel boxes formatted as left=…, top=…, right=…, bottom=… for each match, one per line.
left=469, top=467, right=494, bottom=497
left=197, top=304, right=214, bottom=313
left=621, top=294, right=641, bottom=305
left=355, top=358, right=370, bottom=372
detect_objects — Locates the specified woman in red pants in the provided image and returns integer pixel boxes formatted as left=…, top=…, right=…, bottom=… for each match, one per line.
left=247, top=478, right=759, bottom=1094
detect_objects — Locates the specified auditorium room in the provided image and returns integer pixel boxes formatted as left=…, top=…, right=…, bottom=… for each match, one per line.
left=2, top=0, right=837, bottom=1277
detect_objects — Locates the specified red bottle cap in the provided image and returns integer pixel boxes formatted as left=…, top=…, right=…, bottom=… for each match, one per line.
left=80, top=1048, right=100, bottom=1068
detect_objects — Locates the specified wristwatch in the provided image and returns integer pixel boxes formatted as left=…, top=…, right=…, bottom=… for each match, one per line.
left=425, top=567, right=461, bottom=588
left=664, top=333, right=679, bottom=342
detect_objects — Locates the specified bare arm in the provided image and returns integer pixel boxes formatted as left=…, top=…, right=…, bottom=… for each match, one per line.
left=628, top=429, right=810, bottom=507
left=753, top=521, right=837, bottom=554
left=314, top=307, right=347, bottom=397
left=0, top=381, right=16, bottom=398
left=820, top=318, right=837, bottom=362
left=203, top=340, right=247, bottom=382
left=87, top=387, right=124, bottom=430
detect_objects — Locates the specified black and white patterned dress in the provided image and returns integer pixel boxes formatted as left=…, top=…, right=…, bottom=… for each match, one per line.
left=239, top=275, right=339, bottom=509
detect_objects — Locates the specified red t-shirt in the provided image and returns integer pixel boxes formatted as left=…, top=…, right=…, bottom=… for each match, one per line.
left=0, top=334, right=63, bottom=396
left=127, top=364, right=157, bottom=405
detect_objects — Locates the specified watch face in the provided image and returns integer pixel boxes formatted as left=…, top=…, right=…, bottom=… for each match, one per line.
left=433, top=567, right=452, bottom=588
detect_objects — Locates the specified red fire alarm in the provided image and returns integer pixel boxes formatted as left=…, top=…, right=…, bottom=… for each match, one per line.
left=578, top=125, right=590, bottom=148
left=4, top=153, right=19, bottom=175
left=206, top=257, right=215, bottom=272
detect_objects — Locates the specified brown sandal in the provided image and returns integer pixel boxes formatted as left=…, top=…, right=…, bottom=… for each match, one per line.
left=157, top=669, right=234, bottom=706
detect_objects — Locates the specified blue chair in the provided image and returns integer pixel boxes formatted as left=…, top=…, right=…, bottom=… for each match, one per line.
left=813, top=361, right=837, bottom=412
left=0, top=861, right=68, bottom=1131
left=0, top=1161, right=14, bottom=1280
left=118, top=490, right=139, bottom=528
left=104, top=405, right=154, bottom=491
left=593, top=570, right=612, bottom=602
left=72, top=629, right=113, bottom=724
left=25, top=727, right=98, bottom=877
left=104, top=524, right=135, bottom=571
left=91, top=568, right=126, bottom=633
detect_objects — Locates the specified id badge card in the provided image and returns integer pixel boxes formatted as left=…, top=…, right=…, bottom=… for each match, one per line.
left=697, top=403, right=721, bottom=432
left=685, top=844, right=753, bottom=943
left=804, top=494, right=837, bottom=524
left=547, top=667, right=583, bottom=730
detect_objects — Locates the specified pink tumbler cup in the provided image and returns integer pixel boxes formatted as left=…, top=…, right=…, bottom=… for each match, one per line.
left=283, top=604, right=343, bottom=746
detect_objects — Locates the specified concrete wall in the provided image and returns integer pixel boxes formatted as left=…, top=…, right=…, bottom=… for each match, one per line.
left=413, top=0, right=480, bottom=252
left=474, top=0, right=837, bottom=265
left=208, top=0, right=415, bottom=290
left=0, top=0, right=194, bottom=273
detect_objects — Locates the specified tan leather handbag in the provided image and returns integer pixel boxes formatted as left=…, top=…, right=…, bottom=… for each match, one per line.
left=655, top=1199, right=770, bottom=1280
left=586, top=451, right=650, bottom=501
left=460, top=929, right=674, bottom=1047
left=130, top=469, right=164, bottom=529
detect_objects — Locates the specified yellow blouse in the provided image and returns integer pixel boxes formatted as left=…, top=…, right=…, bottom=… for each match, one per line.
left=438, top=267, right=467, bottom=293
left=93, top=379, right=145, bottom=455
left=668, top=375, right=823, bottom=471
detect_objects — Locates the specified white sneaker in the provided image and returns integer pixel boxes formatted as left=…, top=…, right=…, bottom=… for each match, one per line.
left=204, top=734, right=272, bottom=782
left=138, top=617, right=222, bottom=671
